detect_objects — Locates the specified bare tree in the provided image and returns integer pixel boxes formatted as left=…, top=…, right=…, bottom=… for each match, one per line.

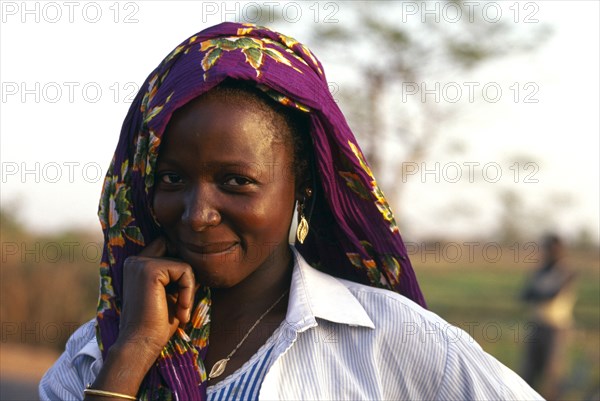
left=308, top=2, right=550, bottom=205
left=244, top=1, right=550, bottom=231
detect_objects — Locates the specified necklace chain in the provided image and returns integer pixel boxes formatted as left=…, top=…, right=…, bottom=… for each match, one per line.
left=207, top=289, right=289, bottom=380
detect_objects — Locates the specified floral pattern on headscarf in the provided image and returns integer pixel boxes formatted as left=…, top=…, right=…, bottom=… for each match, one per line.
left=96, top=22, right=426, bottom=401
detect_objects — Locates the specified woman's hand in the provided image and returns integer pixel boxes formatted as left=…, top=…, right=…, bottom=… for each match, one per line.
left=118, top=236, right=195, bottom=354
left=86, top=237, right=195, bottom=400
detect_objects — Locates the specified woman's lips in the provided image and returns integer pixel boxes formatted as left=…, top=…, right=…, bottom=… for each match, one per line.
left=182, top=241, right=238, bottom=254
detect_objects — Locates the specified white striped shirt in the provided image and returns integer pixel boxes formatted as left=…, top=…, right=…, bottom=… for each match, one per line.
left=40, top=248, right=543, bottom=400
left=207, top=326, right=279, bottom=401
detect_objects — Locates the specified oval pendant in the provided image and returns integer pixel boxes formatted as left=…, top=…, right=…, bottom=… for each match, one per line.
left=208, top=358, right=229, bottom=380
left=297, top=216, right=309, bottom=244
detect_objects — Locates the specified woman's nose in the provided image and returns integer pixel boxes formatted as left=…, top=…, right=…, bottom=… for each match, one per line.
left=181, top=187, right=221, bottom=231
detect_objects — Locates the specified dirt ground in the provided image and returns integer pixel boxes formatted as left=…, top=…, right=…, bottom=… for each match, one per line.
left=0, top=345, right=59, bottom=401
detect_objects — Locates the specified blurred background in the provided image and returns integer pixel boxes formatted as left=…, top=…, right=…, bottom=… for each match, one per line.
left=1, top=1, right=598, bottom=400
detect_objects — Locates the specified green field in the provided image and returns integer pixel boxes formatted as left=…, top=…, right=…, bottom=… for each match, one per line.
left=413, top=247, right=599, bottom=401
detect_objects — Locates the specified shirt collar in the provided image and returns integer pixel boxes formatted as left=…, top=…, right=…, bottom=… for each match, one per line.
left=285, top=247, right=375, bottom=332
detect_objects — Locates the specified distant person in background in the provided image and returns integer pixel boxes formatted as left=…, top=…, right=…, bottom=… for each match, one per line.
left=521, top=233, right=577, bottom=400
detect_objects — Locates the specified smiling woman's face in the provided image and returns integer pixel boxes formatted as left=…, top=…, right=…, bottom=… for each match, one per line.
left=153, top=89, right=298, bottom=288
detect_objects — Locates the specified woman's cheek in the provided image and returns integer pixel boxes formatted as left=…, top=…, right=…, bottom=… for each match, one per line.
left=153, top=193, right=178, bottom=228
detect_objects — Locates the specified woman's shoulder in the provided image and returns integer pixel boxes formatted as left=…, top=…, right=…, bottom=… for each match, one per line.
left=41, top=318, right=99, bottom=364
left=292, top=249, right=449, bottom=339
left=295, top=257, right=457, bottom=356
left=48, top=318, right=99, bottom=369
left=39, top=319, right=100, bottom=401
left=303, top=270, right=543, bottom=400
left=334, top=274, right=451, bottom=334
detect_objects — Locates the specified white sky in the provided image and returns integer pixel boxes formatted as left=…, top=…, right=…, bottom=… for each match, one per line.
left=1, top=1, right=598, bottom=243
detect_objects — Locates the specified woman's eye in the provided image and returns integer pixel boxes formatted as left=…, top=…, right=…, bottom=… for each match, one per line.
left=160, top=173, right=183, bottom=184
left=224, top=176, right=252, bottom=186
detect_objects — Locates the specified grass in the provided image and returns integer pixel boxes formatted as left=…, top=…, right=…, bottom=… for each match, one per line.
left=413, top=245, right=599, bottom=401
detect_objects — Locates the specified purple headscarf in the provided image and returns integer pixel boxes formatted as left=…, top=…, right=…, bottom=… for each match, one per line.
left=96, top=22, right=426, bottom=400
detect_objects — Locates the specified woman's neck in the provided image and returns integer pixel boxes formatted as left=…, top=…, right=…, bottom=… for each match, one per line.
left=204, top=244, right=293, bottom=385
left=210, top=243, right=293, bottom=321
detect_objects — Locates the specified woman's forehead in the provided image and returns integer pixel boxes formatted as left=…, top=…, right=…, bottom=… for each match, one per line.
left=160, top=95, right=292, bottom=164
left=169, top=85, right=294, bottom=141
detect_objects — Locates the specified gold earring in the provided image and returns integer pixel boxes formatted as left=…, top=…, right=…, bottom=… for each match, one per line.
left=296, top=204, right=309, bottom=244
left=296, top=188, right=312, bottom=244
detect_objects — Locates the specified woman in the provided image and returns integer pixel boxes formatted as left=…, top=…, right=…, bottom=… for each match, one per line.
left=40, top=22, right=542, bottom=400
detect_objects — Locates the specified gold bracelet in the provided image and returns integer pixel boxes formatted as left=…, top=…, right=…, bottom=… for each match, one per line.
left=83, top=388, right=137, bottom=400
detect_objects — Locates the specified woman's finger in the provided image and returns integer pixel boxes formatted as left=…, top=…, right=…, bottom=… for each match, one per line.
left=170, top=268, right=195, bottom=324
